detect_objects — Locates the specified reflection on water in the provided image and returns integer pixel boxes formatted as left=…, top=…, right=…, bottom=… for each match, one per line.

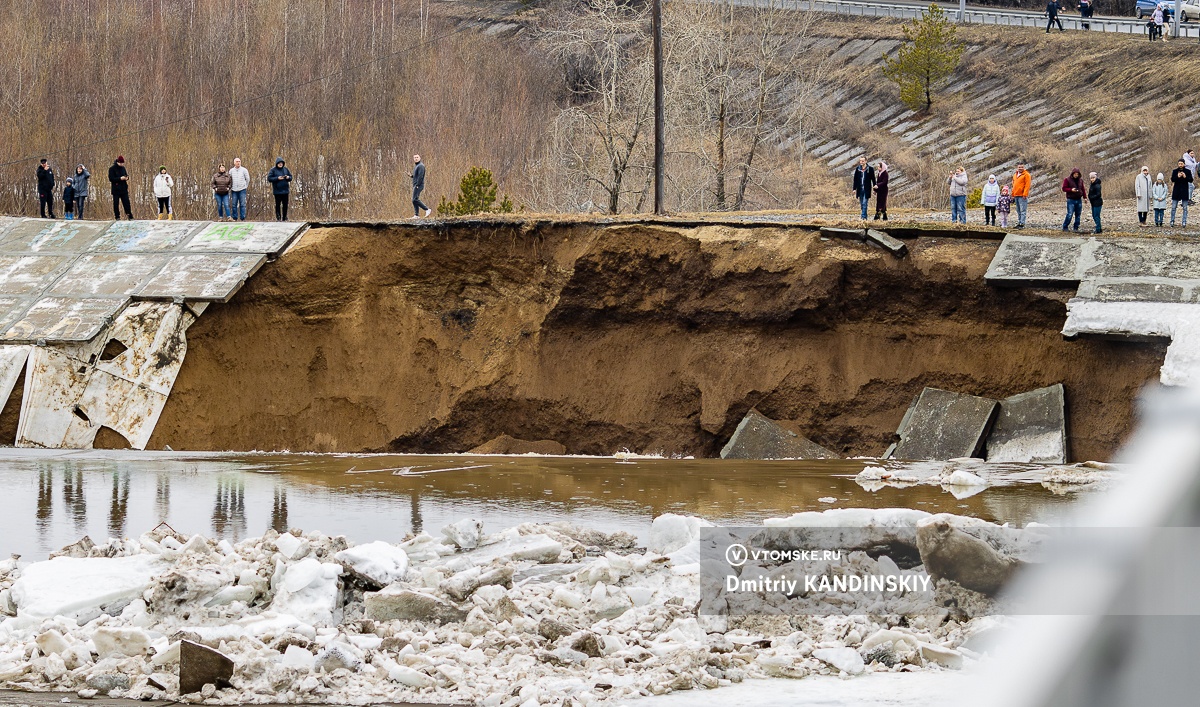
left=0, top=450, right=1090, bottom=560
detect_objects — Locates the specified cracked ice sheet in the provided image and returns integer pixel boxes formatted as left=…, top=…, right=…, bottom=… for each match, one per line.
left=1062, top=300, right=1200, bottom=387
left=619, top=672, right=975, bottom=706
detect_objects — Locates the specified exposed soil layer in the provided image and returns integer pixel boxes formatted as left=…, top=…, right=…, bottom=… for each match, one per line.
left=151, top=221, right=1166, bottom=461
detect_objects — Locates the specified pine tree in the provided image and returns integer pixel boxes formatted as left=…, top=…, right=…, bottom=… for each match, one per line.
left=437, top=167, right=516, bottom=216
left=881, top=5, right=964, bottom=113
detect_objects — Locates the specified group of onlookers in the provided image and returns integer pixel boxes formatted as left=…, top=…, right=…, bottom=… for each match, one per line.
left=33, top=155, right=294, bottom=222
left=1134, top=152, right=1196, bottom=228
left=851, top=156, right=891, bottom=221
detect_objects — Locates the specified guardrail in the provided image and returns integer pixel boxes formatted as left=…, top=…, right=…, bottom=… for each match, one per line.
left=794, top=0, right=1200, bottom=37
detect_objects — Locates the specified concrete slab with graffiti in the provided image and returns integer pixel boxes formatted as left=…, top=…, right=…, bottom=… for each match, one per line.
left=0, top=217, right=306, bottom=448
left=137, top=253, right=266, bottom=302
left=183, top=221, right=304, bottom=255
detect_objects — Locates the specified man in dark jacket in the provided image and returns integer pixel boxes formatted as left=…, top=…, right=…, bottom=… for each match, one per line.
left=36, top=158, right=56, bottom=219
left=409, top=154, right=431, bottom=218
left=852, top=156, right=875, bottom=221
left=108, top=156, right=132, bottom=220
left=1046, top=0, right=1063, bottom=31
left=1171, top=159, right=1193, bottom=227
left=267, top=157, right=293, bottom=221
left=1087, top=171, right=1102, bottom=234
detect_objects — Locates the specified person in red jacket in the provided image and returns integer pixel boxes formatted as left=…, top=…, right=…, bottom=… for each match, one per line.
left=1061, top=167, right=1086, bottom=232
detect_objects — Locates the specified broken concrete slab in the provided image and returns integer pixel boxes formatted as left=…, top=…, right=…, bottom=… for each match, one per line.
left=0, top=346, right=30, bottom=417
left=1075, top=277, right=1199, bottom=304
left=986, top=384, right=1067, bottom=464
left=183, top=221, right=306, bottom=256
left=47, top=254, right=169, bottom=297
left=819, top=227, right=866, bottom=241
left=1062, top=299, right=1200, bottom=387
left=364, top=587, right=467, bottom=625
left=178, top=639, right=234, bottom=696
left=866, top=229, right=908, bottom=257
left=0, top=297, right=127, bottom=343
left=136, top=253, right=267, bottom=302
left=720, top=409, right=839, bottom=460
left=888, top=388, right=999, bottom=461
left=984, top=235, right=1085, bottom=285
left=0, top=255, right=74, bottom=296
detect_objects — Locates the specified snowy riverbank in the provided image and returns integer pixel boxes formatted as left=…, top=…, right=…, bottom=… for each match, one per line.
left=0, top=512, right=1009, bottom=705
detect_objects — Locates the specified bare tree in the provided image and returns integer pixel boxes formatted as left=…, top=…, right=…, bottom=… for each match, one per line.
left=540, top=0, right=655, bottom=214
left=666, top=0, right=826, bottom=211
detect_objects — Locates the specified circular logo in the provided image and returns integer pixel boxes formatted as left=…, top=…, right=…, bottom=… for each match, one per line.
left=725, top=543, right=748, bottom=567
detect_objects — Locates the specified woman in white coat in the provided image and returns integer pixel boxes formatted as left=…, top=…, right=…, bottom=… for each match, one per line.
left=1135, top=165, right=1153, bottom=227
left=153, top=165, right=175, bottom=220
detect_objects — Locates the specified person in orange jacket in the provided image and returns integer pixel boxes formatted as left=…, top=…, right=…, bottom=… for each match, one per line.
left=1011, top=164, right=1031, bottom=228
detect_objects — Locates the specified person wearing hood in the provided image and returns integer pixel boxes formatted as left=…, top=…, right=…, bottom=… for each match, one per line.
left=1171, top=159, right=1192, bottom=227
left=62, top=178, right=75, bottom=221
left=1088, top=172, right=1103, bottom=234
left=73, top=164, right=90, bottom=219
left=108, top=155, right=132, bottom=220
left=947, top=166, right=968, bottom=224
left=1061, top=167, right=1086, bottom=232
left=153, top=165, right=175, bottom=219
left=982, top=174, right=1000, bottom=226
left=873, top=161, right=889, bottom=221
left=1135, top=166, right=1153, bottom=226
left=1153, top=173, right=1169, bottom=226
left=267, top=157, right=293, bottom=222
left=212, top=163, right=233, bottom=221
left=36, top=158, right=56, bottom=219
left=852, top=156, right=875, bottom=221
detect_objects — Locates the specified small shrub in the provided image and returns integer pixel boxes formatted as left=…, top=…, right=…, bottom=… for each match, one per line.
left=966, top=186, right=982, bottom=209
left=437, top=167, right=516, bottom=217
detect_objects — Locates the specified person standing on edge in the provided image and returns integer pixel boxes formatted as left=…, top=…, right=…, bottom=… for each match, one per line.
left=1088, top=171, right=1103, bottom=234
left=997, top=185, right=1013, bottom=228
left=73, top=164, right=90, bottom=219
left=1135, top=166, right=1153, bottom=227
left=1154, top=173, right=1169, bottom=226
left=36, top=159, right=56, bottom=219
left=229, top=157, right=250, bottom=221
left=947, top=166, right=968, bottom=224
left=1046, top=0, right=1064, bottom=32
left=1185, top=149, right=1197, bottom=203
left=153, top=165, right=174, bottom=220
left=62, top=178, right=75, bottom=221
left=982, top=174, right=1000, bottom=226
left=852, top=156, right=875, bottom=221
left=1011, top=163, right=1030, bottom=228
left=409, top=154, right=432, bottom=218
left=267, top=157, right=292, bottom=221
left=109, top=156, right=132, bottom=220
left=873, top=161, right=889, bottom=221
left=1152, top=4, right=1165, bottom=40
left=1062, top=167, right=1086, bottom=232
left=1171, top=158, right=1192, bottom=227
left=212, top=164, right=233, bottom=221
left=1080, top=0, right=1093, bottom=29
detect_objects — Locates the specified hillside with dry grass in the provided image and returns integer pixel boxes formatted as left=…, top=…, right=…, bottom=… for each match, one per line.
left=0, top=2, right=1194, bottom=218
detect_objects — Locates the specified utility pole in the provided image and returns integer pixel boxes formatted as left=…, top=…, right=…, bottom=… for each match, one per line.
left=958, top=0, right=966, bottom=22
left=653, top=0, right=665, bottom=215
left=1175, top=0, right=1182, bottom=37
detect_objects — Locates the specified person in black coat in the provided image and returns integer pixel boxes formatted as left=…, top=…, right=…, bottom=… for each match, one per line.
left=36, top=158, right=55, bottom=219
left=108, top=155, right=132, bottom=220
left=1046, top=0, right=1064, bottom=31
left=852, top=156, right=875, bottom=221
left=1171, top=159, right=1193, bottom=227
left=873, top=161, right=890, bottom=221
left=63, top=178, right=76, bottom=220
left=267, top=157, right=293, bottom=221
left=1087, top=172, right=1103, bottom=234
left=409, top=154, right=431, bottom=218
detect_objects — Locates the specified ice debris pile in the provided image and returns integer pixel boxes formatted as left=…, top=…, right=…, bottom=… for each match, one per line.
left=854, top=458, right=1117, bottom=498
left=0, top=512, right=1016, bottom=705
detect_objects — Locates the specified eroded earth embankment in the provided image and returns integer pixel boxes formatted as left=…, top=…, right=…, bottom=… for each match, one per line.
left=150, top=222, right=1165, bottom=460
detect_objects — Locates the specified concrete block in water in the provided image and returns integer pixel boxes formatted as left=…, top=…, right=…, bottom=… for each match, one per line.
left=819, top=227, right=866, bottom=241
left=720, top=409, right=838, bottom=460
left=866, top=229, right=908, bottom=257
left=986, top=384, right=1067, bottom=464
left=889, top=388, right=998, bottom=461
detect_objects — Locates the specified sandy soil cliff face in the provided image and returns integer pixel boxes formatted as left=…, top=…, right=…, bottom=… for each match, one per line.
left=150, top=223, right=1164, bottom=460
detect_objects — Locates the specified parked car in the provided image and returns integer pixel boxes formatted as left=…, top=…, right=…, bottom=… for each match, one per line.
left=1136, top=0, right=1200, bottom=21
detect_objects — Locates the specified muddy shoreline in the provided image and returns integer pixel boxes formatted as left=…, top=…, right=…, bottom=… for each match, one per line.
left=149, top=222, right=1165, bottom=460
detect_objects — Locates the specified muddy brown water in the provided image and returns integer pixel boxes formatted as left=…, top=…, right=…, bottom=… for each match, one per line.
left=0, top=450, right=1090, bottom=560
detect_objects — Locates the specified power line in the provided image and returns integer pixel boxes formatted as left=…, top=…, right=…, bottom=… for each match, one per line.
left=0, top=9, right=519, bottom=170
